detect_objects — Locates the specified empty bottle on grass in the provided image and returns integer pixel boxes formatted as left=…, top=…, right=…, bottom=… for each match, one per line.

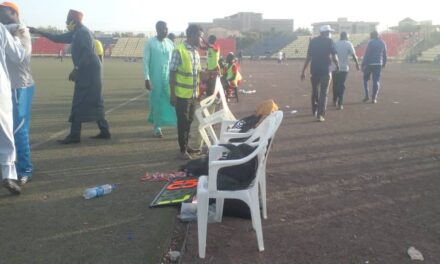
left=83, top=184, right=116, bottom=199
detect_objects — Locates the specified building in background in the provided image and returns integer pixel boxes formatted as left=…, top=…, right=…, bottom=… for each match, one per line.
left=190, top=12, right=294, bottom=33
left=312, top=18, right=378, bottom=35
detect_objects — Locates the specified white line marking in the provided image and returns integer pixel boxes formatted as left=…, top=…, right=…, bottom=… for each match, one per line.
left=31, top=91, right=147, bottom=149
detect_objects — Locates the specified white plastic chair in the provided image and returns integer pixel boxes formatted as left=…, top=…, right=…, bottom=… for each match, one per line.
left=196, top=77, right=236, bottom=148
left=197, top=115, right=275, bottom=258
left=219, top=111, right=284, bottom=219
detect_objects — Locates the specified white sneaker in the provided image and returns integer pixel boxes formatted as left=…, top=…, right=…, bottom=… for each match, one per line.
left=19, top=176, right=30, bottom=186
left=318, top=116, right=325, bottom=122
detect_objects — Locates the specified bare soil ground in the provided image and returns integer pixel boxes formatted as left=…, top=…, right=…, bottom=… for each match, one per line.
left=181, top=60, right=440, bottom=264
left=1, top=59, right=439, bottom=264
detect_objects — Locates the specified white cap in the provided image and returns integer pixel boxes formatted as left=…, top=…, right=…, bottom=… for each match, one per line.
left=320, top=25, right=334, bottom=32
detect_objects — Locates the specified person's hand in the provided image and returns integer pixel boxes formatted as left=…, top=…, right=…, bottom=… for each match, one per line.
left=145, top=80, right=152, bottom=91
left=18, top=27, right=26, bottom=36
left=356, top=64, right=361, bottom=71
left=68, top=69, right=78, bottom=82
left=335, top=64, right=340, bottom=72
left=170, top=94, right=176, bottom=106
left=28, top=27, right=39, bottom=34
left=300, top=72, right=306, bottom=81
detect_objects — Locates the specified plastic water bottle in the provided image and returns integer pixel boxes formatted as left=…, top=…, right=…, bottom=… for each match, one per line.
left=83, top=184, right=116, bottom=199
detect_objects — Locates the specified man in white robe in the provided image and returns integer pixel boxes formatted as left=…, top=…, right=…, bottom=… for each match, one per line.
left=0, top=22, right=25, bottom=194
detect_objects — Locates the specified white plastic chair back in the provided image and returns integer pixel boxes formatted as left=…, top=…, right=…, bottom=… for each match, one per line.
left=196, top=115, right=276, bottom=258
left=196, top=77, right=236, bottom=147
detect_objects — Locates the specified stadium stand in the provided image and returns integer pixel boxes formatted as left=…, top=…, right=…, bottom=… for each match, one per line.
left=246, top=34, right=296, bottom=58
left=276, top=34, right=369, bottom=59
left=110, top=38, right=148, bottom=58
left=96, top=37, right=117, bottom=55
left=356, top=32, right=420, bottom=59
left=275, top=35, right=310, bottom=59
left=110, top=37, right=236, bottom=58
left=418, top=44, right=440, bottom=62
left=32, top=37, right=67, bottom=56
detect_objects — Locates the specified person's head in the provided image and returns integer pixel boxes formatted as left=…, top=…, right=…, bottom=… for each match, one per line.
left=208, top=35, right=216, bottom=44
left=370, top=30, right=379, bottom=39
left=340, top=31, right=348, bottom=41
left=66, top=9, right=83, bottom=32
left=0, top=2, right=20, bottom=24
left=226, top=52, right=235, bottom=64
left=186, top=24, right=203, bottom=47
left=156, top=21, right=168, bottom=40
left=319, top=25, right=334, bottom=37
left=167, top=33, right=176, bottom=42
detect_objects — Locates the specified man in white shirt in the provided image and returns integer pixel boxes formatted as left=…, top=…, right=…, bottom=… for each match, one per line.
left=332, top=32, right=360, bottom=110
left=0, top=21, right=25, bottom=194
left=278, top=51, right=283, bottom=64
left=0, top=1, right=35, bottom=185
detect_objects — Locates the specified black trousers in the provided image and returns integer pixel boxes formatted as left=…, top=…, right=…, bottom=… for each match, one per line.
left=311, top=74, right=331, bottom=116
left=332, top=71, right=348, bottom=105
left=175, top=97, right=197, bottom=152
left=69, top=119, right=110, bottom=139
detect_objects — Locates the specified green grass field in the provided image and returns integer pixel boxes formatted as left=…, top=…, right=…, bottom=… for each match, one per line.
left=0, top=58, right=185, bottom=263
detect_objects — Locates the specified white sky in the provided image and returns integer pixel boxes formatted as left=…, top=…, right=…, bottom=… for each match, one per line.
left=12, top=0, right=440, bottom=33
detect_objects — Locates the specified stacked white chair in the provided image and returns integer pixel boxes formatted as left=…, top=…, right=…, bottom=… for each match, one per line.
left=219, top=111, right=284, bottom=219
left=195, top=77, right=236, bottom=148
left=197, top=114, right=278, bottom=258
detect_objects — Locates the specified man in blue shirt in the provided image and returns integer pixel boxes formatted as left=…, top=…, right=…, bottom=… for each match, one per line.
left=362, top=31, right=387, bottom=104
left=301, top=25, right=339, bottom=122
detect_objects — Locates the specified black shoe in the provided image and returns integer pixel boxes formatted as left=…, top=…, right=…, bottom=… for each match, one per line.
left=90, top=132, right=111, bottom=139
left=3, top=179, right=21, bottom=195
left=57, top=136, right=80, bottom=144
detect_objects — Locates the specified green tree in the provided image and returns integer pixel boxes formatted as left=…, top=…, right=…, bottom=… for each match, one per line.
left=36, top=26, right=65, bottom=34
left=295, top=27, right=312, bottom=36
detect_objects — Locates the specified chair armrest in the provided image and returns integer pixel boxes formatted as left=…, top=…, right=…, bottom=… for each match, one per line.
left=199, top=110, right=234, bottom=129
left=220, top=119, right=238, bottom=135
left=200, top=94, right=216, bottom=107
left=220, top=129, right=254, bottom=144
